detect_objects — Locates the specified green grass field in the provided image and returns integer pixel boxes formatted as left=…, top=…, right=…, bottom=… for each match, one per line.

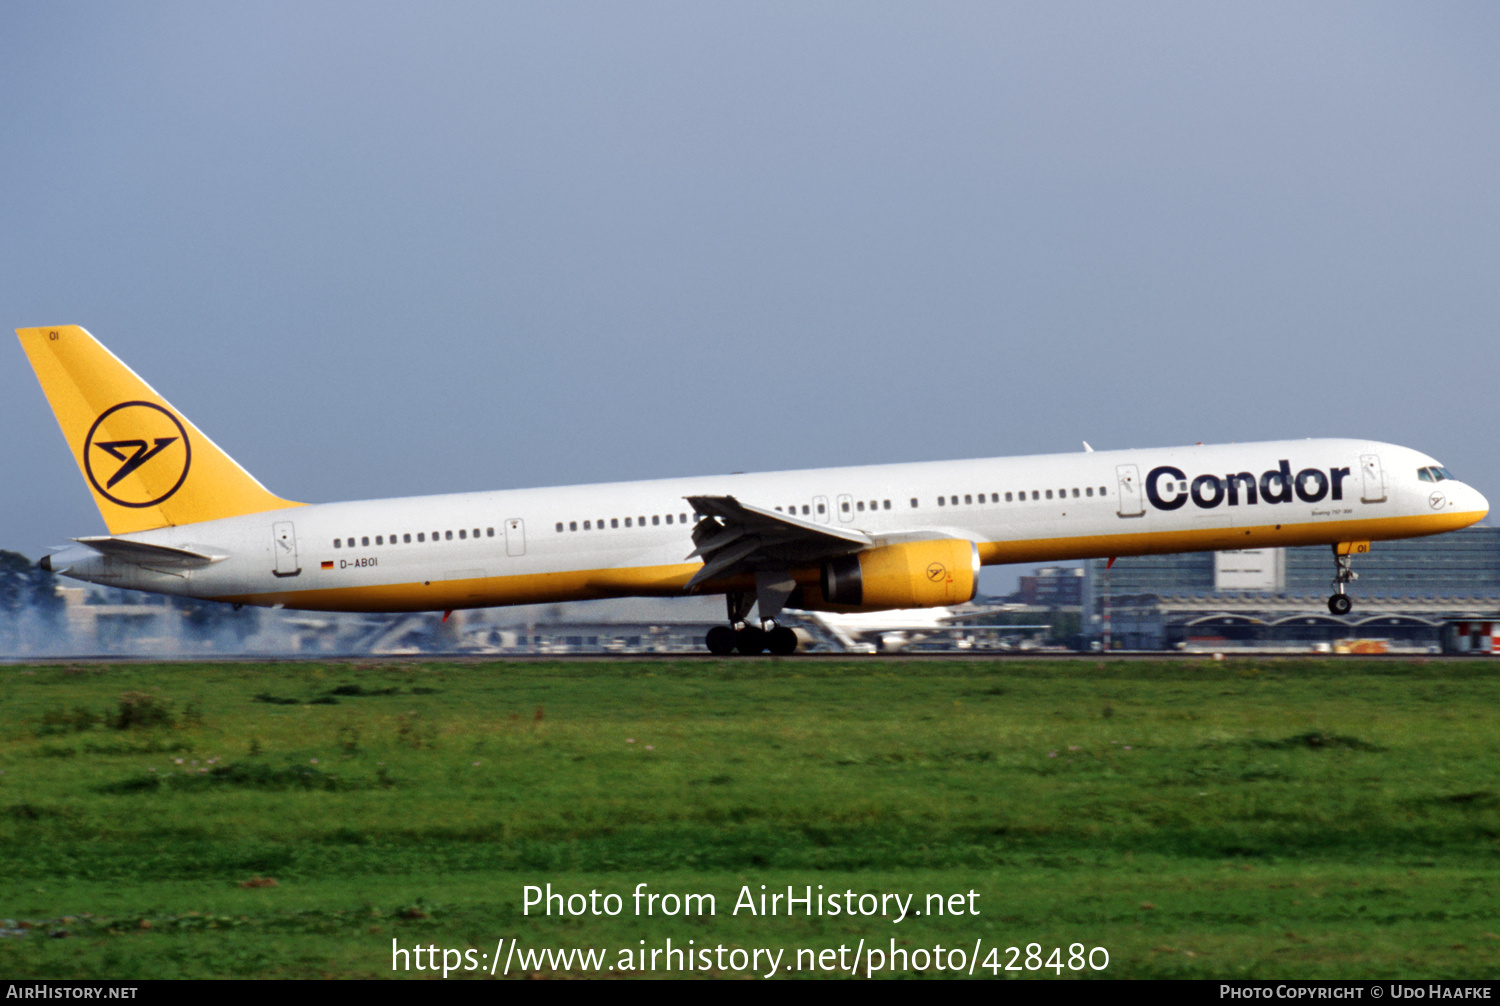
left=1, top=656, right=1497, bottom=979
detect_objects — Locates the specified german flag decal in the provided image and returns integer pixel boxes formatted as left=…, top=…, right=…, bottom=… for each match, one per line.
left=321, top=561, right=333, bottom=570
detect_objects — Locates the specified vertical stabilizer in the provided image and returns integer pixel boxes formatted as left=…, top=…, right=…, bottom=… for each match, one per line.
left=17, top=325, right=300, bottom=534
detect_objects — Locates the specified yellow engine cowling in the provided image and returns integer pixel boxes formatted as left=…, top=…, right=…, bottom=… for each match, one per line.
left=818, top=539, right=979, bottom=610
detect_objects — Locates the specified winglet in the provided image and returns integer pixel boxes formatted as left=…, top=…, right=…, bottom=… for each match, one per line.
left=17, top=326, right=301, bottom=534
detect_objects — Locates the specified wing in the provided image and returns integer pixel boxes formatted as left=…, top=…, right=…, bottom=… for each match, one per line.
left=683, top=495, right=871, bottom=589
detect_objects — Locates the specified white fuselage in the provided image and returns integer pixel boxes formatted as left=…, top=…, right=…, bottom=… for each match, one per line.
left=46, top=438, right=1489, bottom=613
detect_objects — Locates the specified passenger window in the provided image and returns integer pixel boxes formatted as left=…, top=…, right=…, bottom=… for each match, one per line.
left=910, top=498, right=919, bottom=508
left=654, top=515, right=661, bottom=525
left=801, top=505, right=810, bottom=515
left=638, top=516, right=646, bottom=525
left=583, top=521, right=591, bottom=530
left=1032, top=491, right=1040, bottom=500
left=938, top=497, right=945, bottom=507
left=1086, top=487, right=1093, bottom=497
left=487, top=527, right=494, bottom=537
left=445, top=530, right=453, bottom=540
left=569, top=522, right=577, bottom=532
left=346, top=538, right=355, bottom=548
left=333, top=539, right=341, bottom=548
left=841, top=501, right=850, bottom=512
left=856, top=501, right=865, bottom=511
left=681, top=514, right=688, bottom=523
left=556, top=523, right=564, bottom=533
left=964, top=495, right=972, bottom=505
left=1045, top=490, right=1053, bottom=500
left=418, top=533, right=425, bottom=542
left=883, top=500, right=891, bottom=510
left=817, top=504, right=825, bottom=514
left=361, top=536, right=369, bottom=547
left=376, top=536, right=383, bottom=545
left=1005, top=492, right=1013, bottom=502
left=1099, top=486, right=1107, bottom=495
left=625, top=517, right=633, bottom=527
left=459, top=529, right=467, bottom=539
left=950, top=496, right=958, bottom=506
left=1072, top=488, right=1079, bottom=498
left=403, top=533, right=411, bottom=543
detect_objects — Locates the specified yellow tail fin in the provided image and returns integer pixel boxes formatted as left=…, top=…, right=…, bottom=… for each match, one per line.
left=17, top=325, right=300, bottom=534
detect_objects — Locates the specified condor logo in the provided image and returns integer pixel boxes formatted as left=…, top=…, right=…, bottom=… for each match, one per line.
left=1146, top=460, right=1353, bottom=512
left=83, top=401, right=192, bottom=508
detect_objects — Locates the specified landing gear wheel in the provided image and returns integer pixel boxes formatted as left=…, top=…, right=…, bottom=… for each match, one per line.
left=734, top=626, right=767, bottom=655
left=1328, top=544, right=1359, bottom=618
left=705, top=625, right=737, bottom=655
left=767, top=625, right=798, bottom=655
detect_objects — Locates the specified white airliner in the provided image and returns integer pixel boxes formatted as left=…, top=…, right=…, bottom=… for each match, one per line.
left=17, top=326, right=1489, bottom=655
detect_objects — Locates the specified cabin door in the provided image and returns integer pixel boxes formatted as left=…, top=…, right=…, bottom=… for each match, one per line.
left=505, top=518, right=526, bottom=557
left=272, top=521, right=301, bottom=576
left=1115, top=465, right=1145, bottom=517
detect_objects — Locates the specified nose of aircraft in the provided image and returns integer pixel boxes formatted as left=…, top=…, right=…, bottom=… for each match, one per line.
left=1471, top=484, right=1491, bottom=519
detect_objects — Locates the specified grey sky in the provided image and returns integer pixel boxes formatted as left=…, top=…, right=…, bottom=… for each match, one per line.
left=4, top=3, right=1498, bottom=594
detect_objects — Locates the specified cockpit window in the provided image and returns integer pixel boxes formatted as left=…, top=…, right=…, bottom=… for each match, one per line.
left=1435, top=467, right=1455, bottom=481
left=1419, top=466, right=1457, bottom=483
left=1418, top=468, right=1434, bottom=482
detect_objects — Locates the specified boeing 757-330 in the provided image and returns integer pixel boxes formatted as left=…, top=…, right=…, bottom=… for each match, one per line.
left=17, top=326, right=1489, bottom=654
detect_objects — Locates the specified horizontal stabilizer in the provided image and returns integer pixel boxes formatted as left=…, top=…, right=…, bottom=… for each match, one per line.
left=74, top=536, right=227, bottom=568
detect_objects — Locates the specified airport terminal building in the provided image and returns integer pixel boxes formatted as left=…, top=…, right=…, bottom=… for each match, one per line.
left=1080, top=525, right=1500, bottom=652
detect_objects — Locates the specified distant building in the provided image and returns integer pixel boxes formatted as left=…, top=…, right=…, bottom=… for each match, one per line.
left=1082, top=526, right=1500, bottom=652
left=1013, top=566, right=1084, bottom=606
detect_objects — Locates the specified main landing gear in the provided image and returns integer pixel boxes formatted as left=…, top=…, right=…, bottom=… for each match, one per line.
left=704, top=585, right=799, bottom=656
left=705, top=623, right=798, bottom=656
left=1327, top=542, right=1361, bottom=616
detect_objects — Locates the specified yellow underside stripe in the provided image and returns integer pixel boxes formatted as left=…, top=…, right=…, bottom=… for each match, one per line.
left=217, top=510, right=1483, bottom=613
left=974, top=510, right=1483, bottom=564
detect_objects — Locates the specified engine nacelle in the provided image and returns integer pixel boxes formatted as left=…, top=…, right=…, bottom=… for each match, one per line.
left=819, top=539, right=979, bottom=610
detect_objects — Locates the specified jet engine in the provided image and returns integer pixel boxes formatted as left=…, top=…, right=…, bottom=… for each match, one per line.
left=819, top=539, right=978, bottom=610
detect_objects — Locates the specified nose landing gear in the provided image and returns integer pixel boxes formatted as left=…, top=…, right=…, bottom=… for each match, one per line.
left=1327, top=541, right=1369, bottom=616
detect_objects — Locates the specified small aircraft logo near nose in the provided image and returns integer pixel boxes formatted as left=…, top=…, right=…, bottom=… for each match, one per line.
left=1429, top=491, right=1447, bottom=510
left=83, top=401, right=192, bottom=508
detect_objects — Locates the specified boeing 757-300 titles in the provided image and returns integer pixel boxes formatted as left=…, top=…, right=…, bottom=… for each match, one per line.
left=16, top=326, right=1489, bottom=654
